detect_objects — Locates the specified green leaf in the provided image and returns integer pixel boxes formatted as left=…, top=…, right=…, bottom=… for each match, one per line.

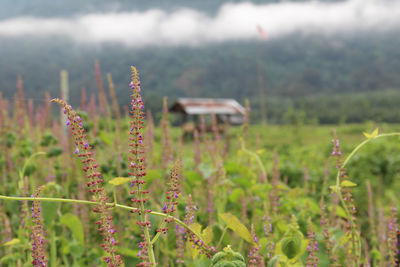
left=3, top=238, right=20, bottom=246
left=189, top=223, right=203, bottom=259
left=98, top=131, right=113, bottom=146
left=218, top=213, right=254, bottom=244
left=185, top=170, right=202, bottom=185
left=145, top=169, right=163, bottom=182
left=60, top=237, right=70, bottom=255
left=46, top=147, right=63, bottom=157
left=60, top=213, right=84, bottom=245
left=341, top=180, right=357, bottom=188
left=198, top=163, right=216, bottom=179
left=0, top=252, right=22, bottom=263
left=336, top=206, right=347, bottom=219
left=267, top=255, right=282, bottom=267
left=329, top=185, right=339, bottom=193
left=229, top=188, right=245, bottom=203
left=109, top=177, right=131, bottom=186
left=70, top=243, right=85, bottom=258
left=202, top=226, right=213, bottom=245
left=42, top=202, right=59, bottom=227
left=281, top=229, right=303, bottom=259
left=232, top=177, right=252, bottom=189
left=119, top=247, right=139, bottom=258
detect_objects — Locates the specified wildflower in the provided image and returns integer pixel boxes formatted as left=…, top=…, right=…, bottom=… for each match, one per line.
left=160, top=96, right=174, bottom=170
left=248, top=224, right=264, bottom=267
left=306, top=219, right=319, bottom=267
left=31, top=186, right=47, bottom=267
left=175, top=221, right=185, bottom=264
left=387, top=203, right=399, bottom=266
left=183, top=195, right=216, bottom=258
left=51, top=98, right=122, bottom=267
left=128, top=66, right=156, bottom=266
left=94, top=60, right=110, bottom=117
left=193, top=129, right=202, bottom=170
left=128, top=66, right=149, bottom=212
left=320, top=198, right=338, bottom=266
left=331, top=134, right=360, bottom=264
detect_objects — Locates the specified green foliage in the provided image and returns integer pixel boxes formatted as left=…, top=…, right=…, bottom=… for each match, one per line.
left=211, top=246, right=246, bottom=267
left=60, top=213, right=84, bottom=245
left=219, top=213, right=254, bottom=244
left=280, top=222, right=303, bottom=259
left=46, top=147, right=63, bottom=157
left=40, top=133, right=58, bottom=147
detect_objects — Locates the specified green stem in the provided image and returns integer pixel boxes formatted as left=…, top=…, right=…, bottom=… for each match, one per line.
left=113, top=188, right=118, bottom=206
left=140, top=202, right=157, bottom=266
left=0, top=195, right=203, bottom=241
left=216, top=226, right=228, bottom=250
left=151, top=220, right=167, bottom=245
left=62, top=254, right=70, bottom=267
left=335, top=133, right=400, bottom=187
left=338, top=193, right=358, bottom=267
left=19, top=152, right=46, bottom=181
left=240, top=140, right=268, bottom=183
left=50, top=229, right=57, bottom=267
left=334, top=132, right=400, bottom=266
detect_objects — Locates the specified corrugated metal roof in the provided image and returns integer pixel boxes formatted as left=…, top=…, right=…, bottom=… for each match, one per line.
left=170, top=98, right=245, bottom=115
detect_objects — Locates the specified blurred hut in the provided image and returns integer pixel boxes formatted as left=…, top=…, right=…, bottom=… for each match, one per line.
left=169, top=98, right=245, bottom=135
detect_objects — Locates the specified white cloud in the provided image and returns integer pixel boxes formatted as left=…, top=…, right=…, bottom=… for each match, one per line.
left=0, top=0, right=399, bottom=46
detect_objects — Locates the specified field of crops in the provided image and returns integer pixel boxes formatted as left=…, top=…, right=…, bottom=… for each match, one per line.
left=1, top=67, right=400, bottom=267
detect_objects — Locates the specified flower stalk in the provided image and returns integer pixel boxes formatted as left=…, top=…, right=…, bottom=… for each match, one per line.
left=128, top=66, right=156, bottom=266
left=51, top=98, right=122, bottom=266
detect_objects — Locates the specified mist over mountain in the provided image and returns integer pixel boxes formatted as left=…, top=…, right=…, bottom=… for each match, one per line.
left=0, top=0, right=345, bottom=19
left=1, top=0, right=400, bottom=123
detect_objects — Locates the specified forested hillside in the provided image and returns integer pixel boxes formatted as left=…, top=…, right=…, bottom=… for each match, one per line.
left=1, top=0, right=399, bottom=123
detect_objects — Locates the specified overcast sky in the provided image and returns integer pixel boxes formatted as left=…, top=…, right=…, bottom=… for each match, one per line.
left=0, top=0, right=399, bottom=47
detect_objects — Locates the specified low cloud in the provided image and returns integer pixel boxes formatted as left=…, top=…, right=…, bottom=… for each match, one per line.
left=0, top=0, right=399, bottom=46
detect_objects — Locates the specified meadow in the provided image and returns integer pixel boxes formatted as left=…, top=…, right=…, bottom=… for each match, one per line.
left=1, top=66, right=400, bottom=266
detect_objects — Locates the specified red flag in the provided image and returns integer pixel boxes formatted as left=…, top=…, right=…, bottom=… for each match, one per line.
left=257, top=25, right=268, bottom=40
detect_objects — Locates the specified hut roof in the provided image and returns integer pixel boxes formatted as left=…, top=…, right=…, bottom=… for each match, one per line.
left=169, top=98, right=245, bottom=115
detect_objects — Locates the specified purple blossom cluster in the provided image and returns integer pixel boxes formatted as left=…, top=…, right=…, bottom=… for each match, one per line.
left=31, top=187, right=47, bottom=267
left=306, top=222, right=319, bottom=267
left=248, top=224, right=264, bottom=267
left=128, top=67, right=149, bottom=215
left=183, top=195, right=216, bottom=258
left=157, top=161, right=182, bottom=234
left=52, top=98, right=122, bottom=267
